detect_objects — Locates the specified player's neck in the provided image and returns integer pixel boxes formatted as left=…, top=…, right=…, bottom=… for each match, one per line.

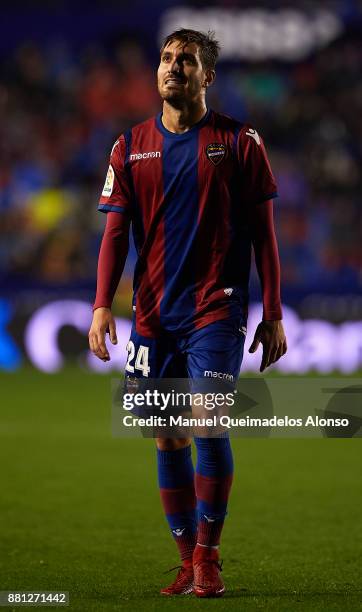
left=161, top=101, right=208, bottom=134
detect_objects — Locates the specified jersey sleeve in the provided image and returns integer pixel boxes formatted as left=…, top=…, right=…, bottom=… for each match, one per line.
left=98, top=135, right=132, bottom=214
left=237, top=126, right=278, bottom=205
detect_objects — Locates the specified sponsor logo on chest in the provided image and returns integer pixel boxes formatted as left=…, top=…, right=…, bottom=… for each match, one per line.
left=130, top=151, right=161, bottom=161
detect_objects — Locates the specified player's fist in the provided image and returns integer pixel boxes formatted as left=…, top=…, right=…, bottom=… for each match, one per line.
left=249, top=320, right=287, bottom=372
left=88, top=307, right=118, bottom=362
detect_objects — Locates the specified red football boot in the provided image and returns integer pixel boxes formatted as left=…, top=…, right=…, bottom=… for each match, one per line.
left=193, top=545, right=225, bottom=598
left=160, top=560, right=194, bottom=595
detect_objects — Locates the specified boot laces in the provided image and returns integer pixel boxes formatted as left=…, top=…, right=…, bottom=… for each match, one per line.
left=195, top=559, right=223, bottom=571
left=164, top=564, right=185, bottom=574
left=163, top=564, right=191, bottom=586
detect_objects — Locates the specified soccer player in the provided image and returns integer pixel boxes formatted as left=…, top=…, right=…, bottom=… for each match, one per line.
left=89, top=29, right=287, bottom=597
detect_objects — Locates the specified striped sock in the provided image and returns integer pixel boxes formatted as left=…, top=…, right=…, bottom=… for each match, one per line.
left=157, top=445, right=197, bottom=561
left=194, top=436, right=234, bottom=547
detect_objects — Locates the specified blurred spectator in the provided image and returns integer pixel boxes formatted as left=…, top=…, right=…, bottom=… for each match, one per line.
left=0, top=30, right=361, bottom=305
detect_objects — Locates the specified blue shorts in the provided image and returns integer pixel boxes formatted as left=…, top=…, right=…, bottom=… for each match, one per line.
left=124, top=318, right=246, bottom=385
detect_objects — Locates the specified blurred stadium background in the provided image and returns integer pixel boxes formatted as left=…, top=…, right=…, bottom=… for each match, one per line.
left=1, top=3, right=362, bottom=610
left=0, top=0, right=361, bottom=375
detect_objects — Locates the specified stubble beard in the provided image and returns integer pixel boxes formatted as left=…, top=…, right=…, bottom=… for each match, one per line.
left=161, top=92, right=187, bottom=109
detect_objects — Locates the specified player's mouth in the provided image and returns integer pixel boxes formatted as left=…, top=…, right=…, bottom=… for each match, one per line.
left=164, top=77, right=186, bottom=86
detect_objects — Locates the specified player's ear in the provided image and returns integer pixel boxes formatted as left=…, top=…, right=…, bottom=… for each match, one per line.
left=203, top=69, right=215, bottom=89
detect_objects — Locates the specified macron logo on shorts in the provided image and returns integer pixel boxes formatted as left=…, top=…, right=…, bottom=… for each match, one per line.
left=130, top=151, right=161, bottom=161
left=204, top=371, right=234, bottom=382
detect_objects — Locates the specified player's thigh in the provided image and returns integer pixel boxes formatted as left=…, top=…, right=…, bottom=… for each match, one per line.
left=125, top=326, right=186, bottom=379
left=124, top=327, right=188, bottom=431
left=182, top=318, right=246, bottom=384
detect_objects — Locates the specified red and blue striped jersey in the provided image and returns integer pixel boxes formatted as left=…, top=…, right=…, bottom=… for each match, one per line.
left=98, top=109, right=278, bottom=337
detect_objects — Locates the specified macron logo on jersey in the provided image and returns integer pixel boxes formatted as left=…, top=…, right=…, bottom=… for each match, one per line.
left=130, top=151, right=161, bottom=161
left=245, top=128, right=261, bottom=145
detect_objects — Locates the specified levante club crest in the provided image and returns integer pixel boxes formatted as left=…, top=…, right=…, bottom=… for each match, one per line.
left=206, top=143, right=227, bottom=165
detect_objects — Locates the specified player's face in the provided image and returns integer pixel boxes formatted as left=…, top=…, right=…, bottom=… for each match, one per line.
left=157, top=40, right=214, bottom=105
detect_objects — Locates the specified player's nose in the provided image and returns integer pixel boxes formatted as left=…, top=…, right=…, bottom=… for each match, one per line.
left=169, top=56, right=184, bottom=74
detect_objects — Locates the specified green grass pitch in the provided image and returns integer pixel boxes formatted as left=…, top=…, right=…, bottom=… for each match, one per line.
left=0, top=368, right=361, bottom=611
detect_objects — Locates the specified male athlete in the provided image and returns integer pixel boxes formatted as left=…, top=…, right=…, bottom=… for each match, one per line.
left=89, top=29, right=287, bottom=597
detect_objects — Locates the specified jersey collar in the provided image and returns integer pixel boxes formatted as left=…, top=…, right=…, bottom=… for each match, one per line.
left=156, top=108, right=211, bottom=139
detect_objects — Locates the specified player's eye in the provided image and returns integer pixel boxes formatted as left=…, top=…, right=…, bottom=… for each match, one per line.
left=183, top=55, right=196, bottom=65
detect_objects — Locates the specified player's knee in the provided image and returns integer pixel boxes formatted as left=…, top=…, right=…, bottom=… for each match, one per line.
left=155, top=437, right=191, bottom=451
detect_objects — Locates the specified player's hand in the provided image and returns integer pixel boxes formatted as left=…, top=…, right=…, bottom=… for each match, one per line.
left=248, top=320, right=287, bottom=372
left=88, top=307, right=118, bottom=362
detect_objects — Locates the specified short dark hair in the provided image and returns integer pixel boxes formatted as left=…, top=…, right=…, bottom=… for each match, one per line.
left=160, top=28, right=220, bottom=70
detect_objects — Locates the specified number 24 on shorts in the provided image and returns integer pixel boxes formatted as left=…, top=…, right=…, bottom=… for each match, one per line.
left=125, top=341, right=150, bottom=377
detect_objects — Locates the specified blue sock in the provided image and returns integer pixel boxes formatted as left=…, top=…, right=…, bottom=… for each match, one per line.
left=194, top=437, right=234, bottom=547
left=157, top=445, right=197, bottom=560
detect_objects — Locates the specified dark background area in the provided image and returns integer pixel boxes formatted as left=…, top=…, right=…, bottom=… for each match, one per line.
left=0, top=0, right=361, bottom=371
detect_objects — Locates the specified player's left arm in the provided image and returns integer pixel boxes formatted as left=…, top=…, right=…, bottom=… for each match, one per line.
left=248, top=199, right=287, bottom=372
left=237, top=125, right=287, bottom=371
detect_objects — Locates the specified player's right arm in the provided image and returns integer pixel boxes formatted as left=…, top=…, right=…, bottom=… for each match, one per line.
left=89, top=211, right=130, bottom=361
left=89, top=137, right=132, bottom=361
